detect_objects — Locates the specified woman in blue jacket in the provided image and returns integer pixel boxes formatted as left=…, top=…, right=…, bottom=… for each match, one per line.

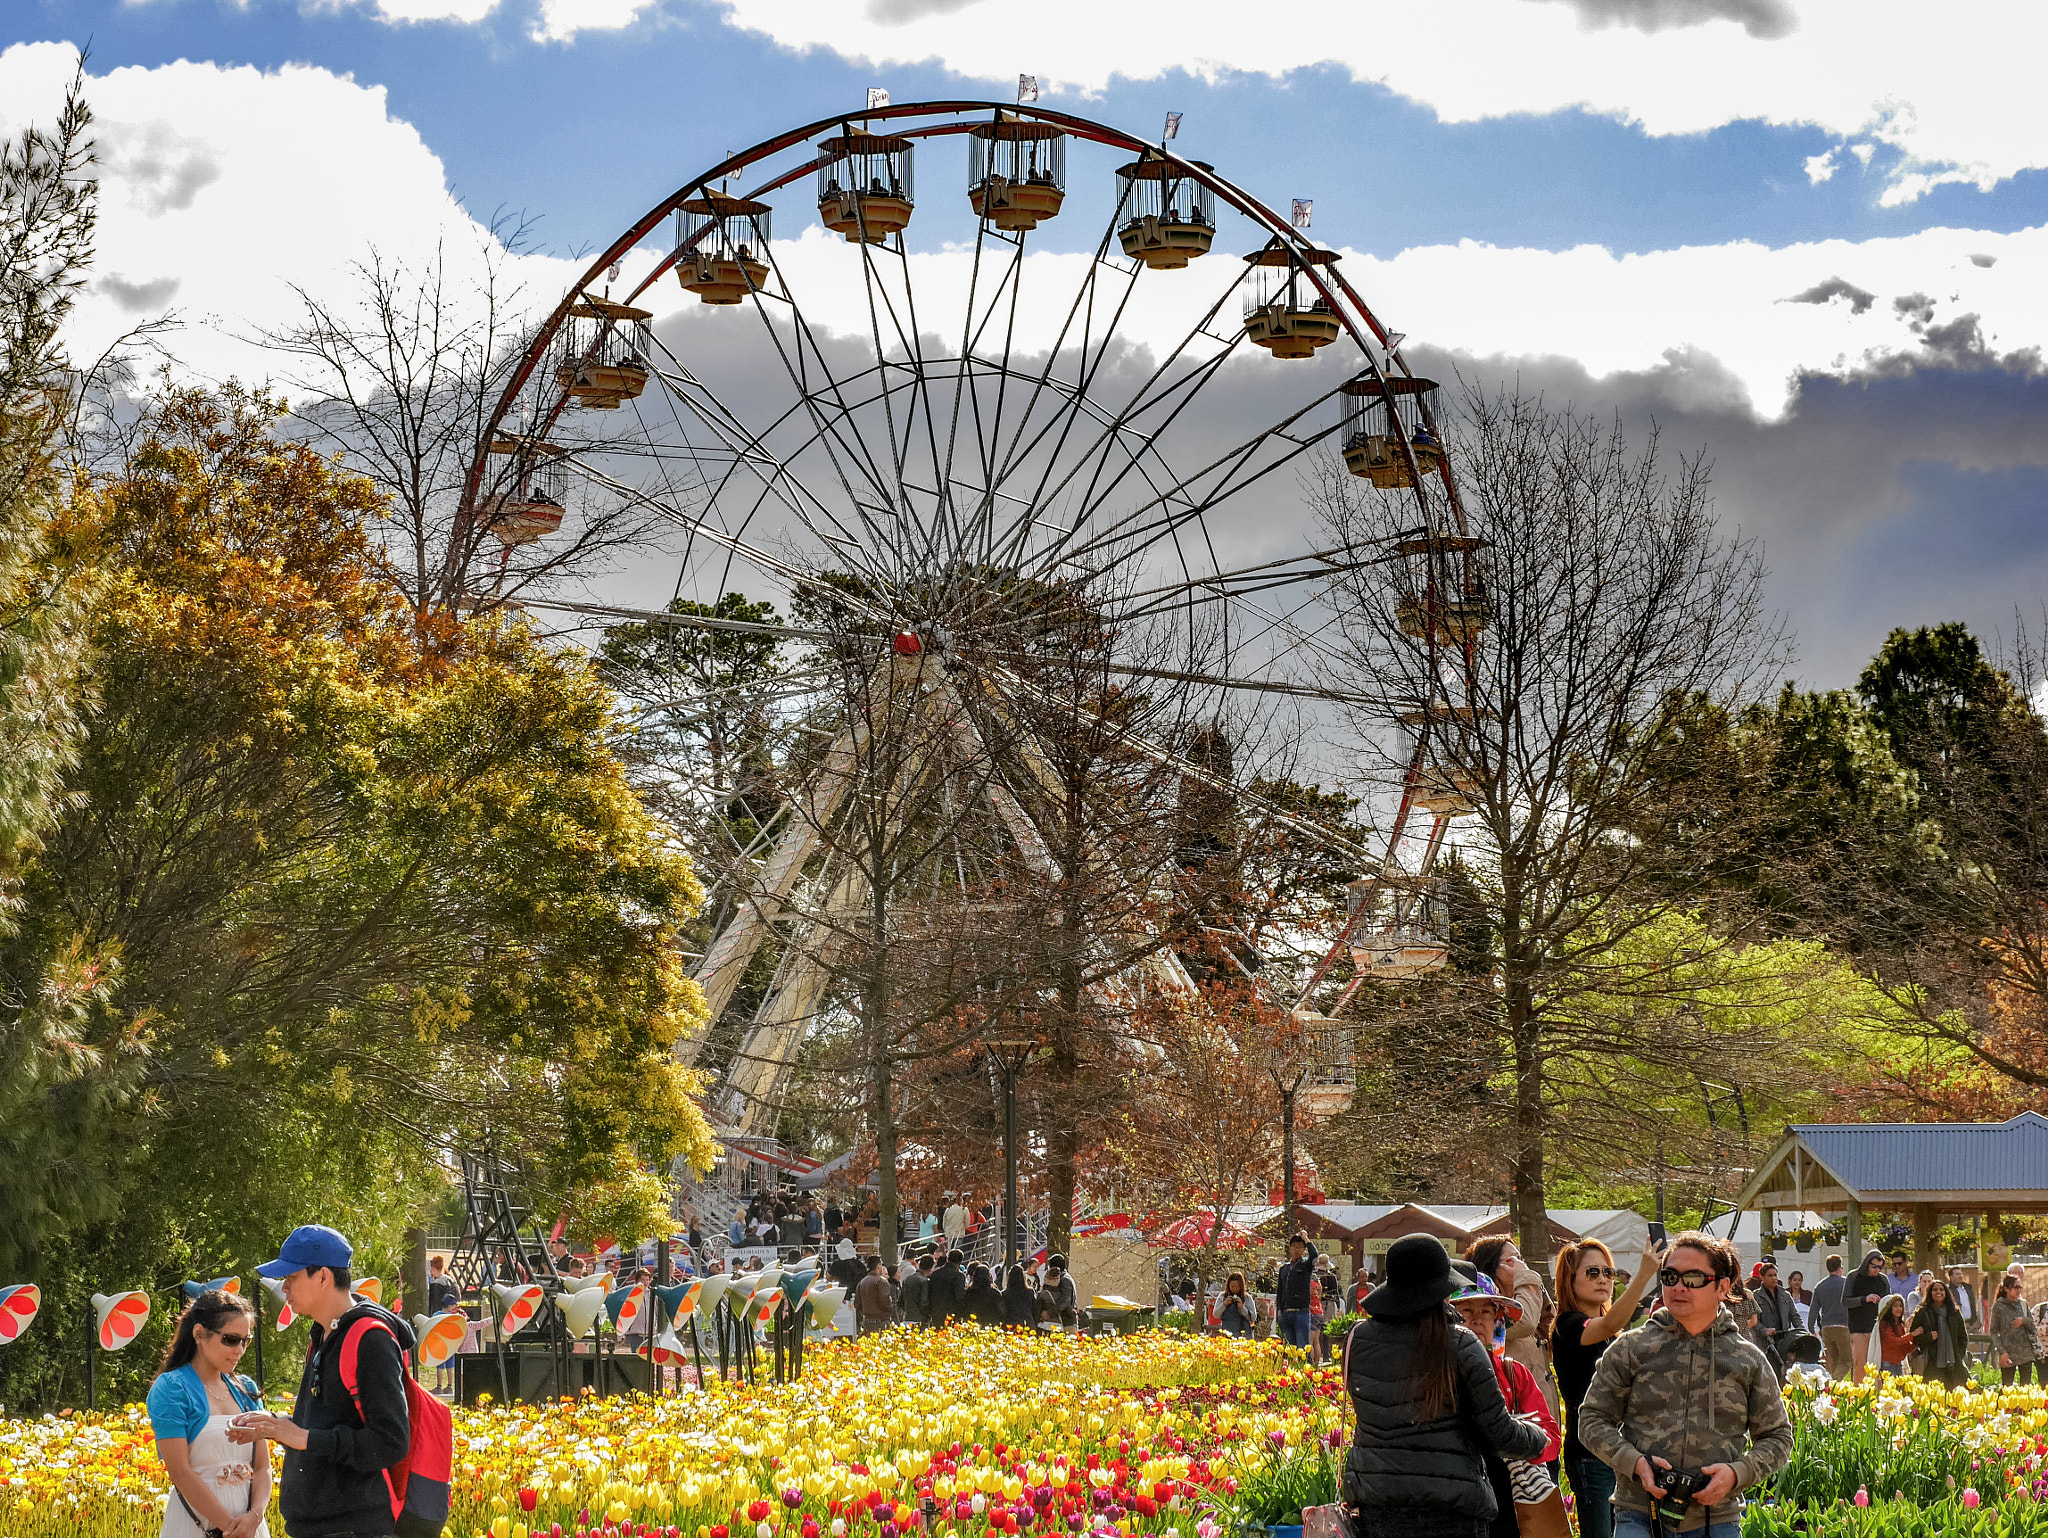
left=148, top=1288, right=270, bottom=1538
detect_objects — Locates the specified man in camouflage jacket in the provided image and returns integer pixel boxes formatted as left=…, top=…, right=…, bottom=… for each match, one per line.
left=1577, top=1230, right=1792, bottom=1536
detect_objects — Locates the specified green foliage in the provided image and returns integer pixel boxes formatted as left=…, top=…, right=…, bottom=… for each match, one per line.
left=1538, top=908, right=1910, bottom=1208
left=0, top=385, right=716, bottom=1407
left=1859, top=622, right=2031, bottom=778
left=1214, top=1437, right=1340, bottom=1527
left=1744, top=1500, right=2048, bottom=1538
left=1769, top=1395, right=2001, bottom=1510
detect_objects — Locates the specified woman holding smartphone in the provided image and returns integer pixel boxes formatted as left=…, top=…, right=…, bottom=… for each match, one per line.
left=1550, top=1235, right=1663, bottom=1538
left=147, top=1288, right=270, bottom=1538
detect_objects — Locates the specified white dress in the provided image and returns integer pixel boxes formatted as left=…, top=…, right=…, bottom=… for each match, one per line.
left=160, top=1413, right=268, bottom=1538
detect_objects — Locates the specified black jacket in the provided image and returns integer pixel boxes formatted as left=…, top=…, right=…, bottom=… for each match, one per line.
left=899, top=1271, right=931, bottom=1323
left=281, top=1302, right=416, bottom=1538
left=1342, top=1310, right=1546, bottom=1521
left=962, top=1281, right=1003, bottom=1326
left=1003, top=1282, right=1037, bottom=1326
left=1276, top=1245, right=1320, bottom=1313
left=928, top=1263, right=965, bottom=1324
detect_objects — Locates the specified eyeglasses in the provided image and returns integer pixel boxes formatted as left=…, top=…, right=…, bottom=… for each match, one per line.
left=1580, top=1266, right=1616, bottom=1280
left=1658, top=1268, right=1720, bottom=1290
left=215, top=1332, right=250, bottom=1348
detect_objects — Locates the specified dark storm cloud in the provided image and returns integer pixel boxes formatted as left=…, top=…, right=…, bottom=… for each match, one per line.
left=1400, top=340, right=2048, bottom=685
left=1782, top=276, right=1876, bottom=315
left=595, top=273, right=2045, bottom=697
left=1532, top=0, right=1797, bottom=39
left=1893, top=292, right=1937, bottom=328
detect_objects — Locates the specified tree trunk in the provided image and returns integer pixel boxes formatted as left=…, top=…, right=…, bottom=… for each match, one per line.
left=1044, top=1032, right=1078, bottom=1262
left=402, top=1225, right=428, bottom=1322
left=867, top=901, right=899, bottom=1270
left=1281, top=1086, right=1298, bottom=1232
left=1044, top=867, right=1088, bottom=1263
left=1507, top=974, right=1548, bottom=1262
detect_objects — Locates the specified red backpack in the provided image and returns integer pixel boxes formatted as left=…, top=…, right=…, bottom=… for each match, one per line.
left=336, top=1316, right=455, bottom=1538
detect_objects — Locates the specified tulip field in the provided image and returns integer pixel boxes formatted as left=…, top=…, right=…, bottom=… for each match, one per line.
left=0, top=1328, right=1336, bottom=1538
left=18, top=1329, right=2048, bottom=1538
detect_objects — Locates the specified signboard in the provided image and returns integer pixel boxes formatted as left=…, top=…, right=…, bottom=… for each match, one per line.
left=1361, top=1235, right=1458, bottom=1257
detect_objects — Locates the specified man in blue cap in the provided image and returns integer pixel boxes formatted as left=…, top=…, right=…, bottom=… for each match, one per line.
left=227, top=1225, right=416, bottom=1537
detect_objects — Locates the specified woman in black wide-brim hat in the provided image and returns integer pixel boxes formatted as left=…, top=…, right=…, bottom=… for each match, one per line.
left=1336, top=1233, right=1550, bottom=1538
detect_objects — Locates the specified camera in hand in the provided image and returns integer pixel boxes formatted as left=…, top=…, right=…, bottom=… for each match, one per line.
left=1652, top=1465, right=1707, bottom=1523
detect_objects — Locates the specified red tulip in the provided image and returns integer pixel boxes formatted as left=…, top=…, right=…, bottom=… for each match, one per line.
left=521, top=1490, right=539, bottom=1513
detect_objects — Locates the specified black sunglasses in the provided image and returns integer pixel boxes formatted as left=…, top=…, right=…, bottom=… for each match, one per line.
left=1658, top=1267, right=1720, bottom=1290
left=1580, top=1265, right=1617, bottom=1280
left=213, top=1331, right=250, bottom=1348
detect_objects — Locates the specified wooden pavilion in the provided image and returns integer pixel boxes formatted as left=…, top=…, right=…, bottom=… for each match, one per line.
left=1731, top=1112, right=2048, bottom=1272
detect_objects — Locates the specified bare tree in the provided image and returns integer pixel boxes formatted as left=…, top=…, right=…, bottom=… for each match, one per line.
left=260, top=232, right=656, bottom=632
left=1314, top=384, right=1784, bottom=1254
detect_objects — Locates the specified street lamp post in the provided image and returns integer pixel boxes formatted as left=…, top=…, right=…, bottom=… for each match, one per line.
left=984, top=1037, right=1037, bottom=1271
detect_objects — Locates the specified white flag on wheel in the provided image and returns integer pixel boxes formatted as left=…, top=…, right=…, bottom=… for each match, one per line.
left=1017, top=74, right=1039, bottom=103
left=1162, top=111, right=1182, bottom=141
left=1292, top=199, right=1313, bottom=229
left=867, top=87, right=890, bottom=110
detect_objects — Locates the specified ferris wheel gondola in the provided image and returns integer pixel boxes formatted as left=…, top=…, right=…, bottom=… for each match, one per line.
left=464, top=100, right=1484, bottom=1135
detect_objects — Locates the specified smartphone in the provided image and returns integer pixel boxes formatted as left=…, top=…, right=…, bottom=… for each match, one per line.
left=1648, top=1221, right=1668, bottom=1248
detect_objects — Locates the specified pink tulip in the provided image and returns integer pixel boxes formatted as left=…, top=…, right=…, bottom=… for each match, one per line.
left=1964, top=1490, right=1982, bottom=1509
left=1854, top=1488, right=1869, bottom=1507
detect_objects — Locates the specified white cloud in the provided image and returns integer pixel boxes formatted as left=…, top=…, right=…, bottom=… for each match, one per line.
left=707, top=217, right=2046, bottom=422
left=367, top=0, right=503, bottom=23
left=710, top=0, right=2048, bottom=202
left=3, top=40, right=2040, bottom=448
left=1803, top=149, right=1836, bottom=184
left=1338, top=223, right=2048, bottom=416
left=0, top=42, right=586, bottom=388
left=531, top=0, right=662, bottom=40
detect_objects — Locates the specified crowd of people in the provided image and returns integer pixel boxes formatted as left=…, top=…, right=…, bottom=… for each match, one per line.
left=719, top=1190, right=1003, bottom=1260
left=852, top=1250, right=1082, bottom=1333
left=1326, top=1229, right=2048, bottom=1538
left=1336, top=1228, right=1788, bottom=1538
left=141, top=1202, right=2042, bottom=1538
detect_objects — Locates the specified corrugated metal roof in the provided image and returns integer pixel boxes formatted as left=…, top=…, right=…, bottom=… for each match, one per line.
left=1792, top=1112, right=2048, bottom=1195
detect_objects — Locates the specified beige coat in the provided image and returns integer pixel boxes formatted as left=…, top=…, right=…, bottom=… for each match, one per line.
left=1500, top=1255, right=1560, bottom=1422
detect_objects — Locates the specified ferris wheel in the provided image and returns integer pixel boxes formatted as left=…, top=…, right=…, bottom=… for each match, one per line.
left=466, top=100, right=1486, bottom=1135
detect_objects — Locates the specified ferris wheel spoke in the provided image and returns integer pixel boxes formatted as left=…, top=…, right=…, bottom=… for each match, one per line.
left=1020, top=265, right=1256, bottom=554
left=876, top=242, right=963, bottom=591
left=643, top=352, right=908, bottom=596
left=1035, top=377, right=1350, bottom=581
left=739, top=257, right=921, bottom=565
left=984, top=257, right=1151, bottom=574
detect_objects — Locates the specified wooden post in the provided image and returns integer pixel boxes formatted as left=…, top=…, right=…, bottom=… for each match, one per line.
left=1845, top=1199, right=1863, bottom=1264
left=1912, top=1204, right=1938, bottom=1276
left=1761, top=1207, right=1775, bottom=1260
left=403, top=1226, right=428, bottom=1336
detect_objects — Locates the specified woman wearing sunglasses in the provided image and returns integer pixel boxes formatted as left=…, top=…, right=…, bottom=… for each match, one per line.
left=147, top=1287, right=270, bottom=1538
left=1550, top=1236, right=1663, bottom=1538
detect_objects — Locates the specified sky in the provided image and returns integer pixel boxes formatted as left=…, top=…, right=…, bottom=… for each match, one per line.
left=3, top=0, right=2046, bottom=686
